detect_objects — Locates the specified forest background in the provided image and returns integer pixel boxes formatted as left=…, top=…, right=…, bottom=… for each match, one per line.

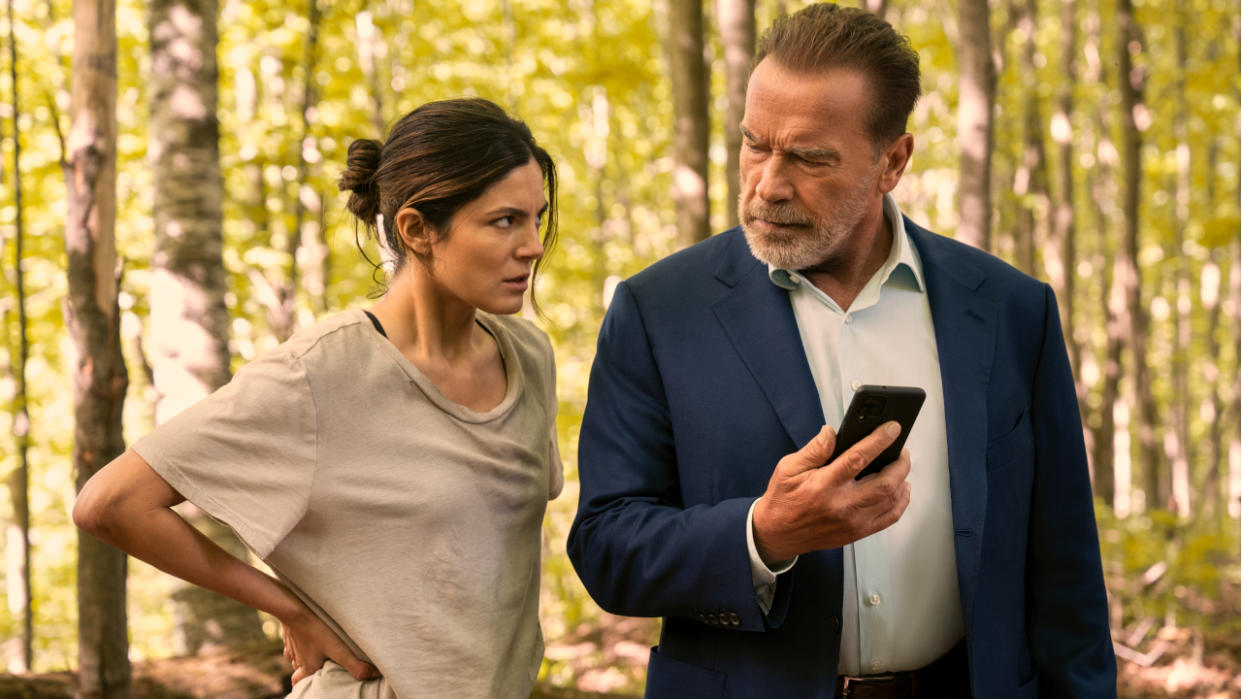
left=0, top=0, right=1238, bottom=696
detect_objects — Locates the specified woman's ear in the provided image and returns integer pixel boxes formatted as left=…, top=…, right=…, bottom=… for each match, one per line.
left=395, top=208, right=432, bottom=256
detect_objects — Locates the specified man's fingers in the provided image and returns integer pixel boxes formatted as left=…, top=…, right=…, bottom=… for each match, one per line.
left=836, top=421, right=902, bottom=477
left=869, top=478, right=912, bottom=531
left=779, top=425, right=837, bottom=475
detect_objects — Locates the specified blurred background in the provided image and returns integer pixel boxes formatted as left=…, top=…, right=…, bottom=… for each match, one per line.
left=0, top=0, right=1238, bottom=696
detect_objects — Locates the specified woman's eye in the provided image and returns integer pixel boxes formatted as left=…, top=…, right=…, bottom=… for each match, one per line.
left=494, top=215, right=514, bottom=228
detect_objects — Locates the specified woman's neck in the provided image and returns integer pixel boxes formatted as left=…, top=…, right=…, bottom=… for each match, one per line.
left=368, top=266, right=482, bottom=364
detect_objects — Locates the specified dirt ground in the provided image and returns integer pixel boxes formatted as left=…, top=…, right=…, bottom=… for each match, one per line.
left=0, top=630, right=1236, bottom=698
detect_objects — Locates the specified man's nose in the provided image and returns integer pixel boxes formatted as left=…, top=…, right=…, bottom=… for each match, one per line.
left=754, top=156, right=793, bottom=202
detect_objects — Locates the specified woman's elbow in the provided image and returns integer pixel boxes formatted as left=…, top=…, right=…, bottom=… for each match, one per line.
left=72, top=480, right=114, bottom=538
left=72, top=457, right=131, bottom=540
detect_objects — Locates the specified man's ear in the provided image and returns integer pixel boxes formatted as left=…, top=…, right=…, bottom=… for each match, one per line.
left=395, top=207, right=432, bottom=256
left=878, top=133, right=914, bottom=194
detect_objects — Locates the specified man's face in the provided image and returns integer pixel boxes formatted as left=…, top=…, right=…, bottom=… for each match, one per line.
left=738, top=60, right=889, bottom=271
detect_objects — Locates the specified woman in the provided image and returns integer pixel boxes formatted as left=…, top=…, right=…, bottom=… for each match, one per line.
left=74, top=97, right=563, bottom=698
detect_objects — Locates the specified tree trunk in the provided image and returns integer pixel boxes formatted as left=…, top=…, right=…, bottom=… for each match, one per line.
left=1165, top=2, right=1191, bottom=518
left=1200, top=252, right=1226, bottom=512
left=1226, top=249, right=1241, bottom=518
left=1051, top=0, right=1082, bottom=399
left=956, top=0, right=995, bottom=251
left=1116, top=0, right=1162, bottom=511
left=1084, top=6, right=1117, bottom=506
left=667, top=0, right=710, bottom=248
left=715, top=0, right=754, bottom=230
left=149, top=0, right=231, bottom=427
left=1099, top=234, right=1126, bottom=512
left=292, top=0, right=327, bottom=315
left=232, top=58, right=278, bottom=334
left=354, top=10, right=387, bottom=136
left=6, top=0, right=32, bottom=667
left=1200, top=137, right=1234, bottom=519
left=64, top=0, right=131, bottom=694
left=1012, top=0, right=1048, bottom=277
left=266, top=0, right=324, bottom=340
left=149, top=0, right=268, bottom=654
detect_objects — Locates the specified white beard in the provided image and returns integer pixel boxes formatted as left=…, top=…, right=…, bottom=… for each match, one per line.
left=740, top=167, right=878, bottom=271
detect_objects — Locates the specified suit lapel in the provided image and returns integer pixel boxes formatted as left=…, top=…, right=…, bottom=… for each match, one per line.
left=907, top=221, right=995, bottom=630
left=709, top=230, right=825, bottom=451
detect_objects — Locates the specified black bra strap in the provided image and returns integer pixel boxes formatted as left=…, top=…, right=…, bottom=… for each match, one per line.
left=362, top=310, right=387, bottom=338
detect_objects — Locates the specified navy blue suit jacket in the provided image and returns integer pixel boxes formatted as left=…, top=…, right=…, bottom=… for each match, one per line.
left=567, top=222, right=1116, bottom=698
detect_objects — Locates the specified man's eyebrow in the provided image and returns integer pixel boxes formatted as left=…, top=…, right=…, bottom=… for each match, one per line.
left=788, top=145, right=840, bottom=163
left=740, top=126, right=839, bottom=162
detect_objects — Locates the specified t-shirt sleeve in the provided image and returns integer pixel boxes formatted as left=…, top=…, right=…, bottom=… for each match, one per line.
left=132, top=348, right=317, bottom=559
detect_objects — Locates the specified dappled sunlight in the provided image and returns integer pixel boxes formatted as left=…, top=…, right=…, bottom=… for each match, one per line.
left=0, top=0, right=1238, bottom=694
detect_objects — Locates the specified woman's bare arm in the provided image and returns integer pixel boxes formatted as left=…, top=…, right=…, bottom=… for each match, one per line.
left=73, top=449, right=377, bottom=682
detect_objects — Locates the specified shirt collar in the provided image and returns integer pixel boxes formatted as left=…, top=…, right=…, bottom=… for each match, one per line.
left=768, top=193, right=925, bottom=293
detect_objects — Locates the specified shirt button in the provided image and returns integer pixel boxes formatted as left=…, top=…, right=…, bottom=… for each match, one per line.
left=851, top=380, right=862, bottom=391
left=867, top=593, right=881, bottom=606
left=871, top=661, right=882, bottom=672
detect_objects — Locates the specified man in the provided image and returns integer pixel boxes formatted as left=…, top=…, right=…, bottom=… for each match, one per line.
left=567, top=4, right=1116, bottom=698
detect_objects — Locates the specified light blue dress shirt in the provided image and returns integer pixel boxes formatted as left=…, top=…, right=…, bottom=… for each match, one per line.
left=746, top=194, right=964, bottom=676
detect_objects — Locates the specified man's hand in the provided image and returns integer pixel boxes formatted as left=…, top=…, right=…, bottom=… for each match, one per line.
left=280, top=600, right=379, bottom=686
left=752, top=422, right=912, bottom=565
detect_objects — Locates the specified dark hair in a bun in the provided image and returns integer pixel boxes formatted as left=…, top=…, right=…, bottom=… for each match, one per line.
left=339, top=139, right=383, bottom=224
left=338, top=98, right=558, bottom=307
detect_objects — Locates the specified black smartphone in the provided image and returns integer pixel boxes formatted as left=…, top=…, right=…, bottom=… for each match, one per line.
left=828, top=385, right=925, bottom=480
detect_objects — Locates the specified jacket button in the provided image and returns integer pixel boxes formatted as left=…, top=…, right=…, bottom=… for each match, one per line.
left=831, top=615, right=842, bottom=632
left=728, top=613, right=741, bottom=626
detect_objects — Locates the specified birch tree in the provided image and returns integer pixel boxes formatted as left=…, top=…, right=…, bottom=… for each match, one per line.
left=64, top=0, right=130, bottom=693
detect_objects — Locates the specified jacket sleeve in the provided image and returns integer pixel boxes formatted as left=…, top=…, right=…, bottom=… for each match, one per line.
left=1026, top=284, right=1118, bottom=696
left=567, top=281, right=788, bottom=631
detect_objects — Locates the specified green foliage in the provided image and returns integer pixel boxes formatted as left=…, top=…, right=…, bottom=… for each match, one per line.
left=1096, top=503, right=1241, bottom=652
left=0, top=0, right=1237, bottom=690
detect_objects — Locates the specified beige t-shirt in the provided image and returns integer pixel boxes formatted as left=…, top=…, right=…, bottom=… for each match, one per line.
left=134, top=309, right=562, bottom=698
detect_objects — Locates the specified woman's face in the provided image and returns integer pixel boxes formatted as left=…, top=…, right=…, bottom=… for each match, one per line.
left=421, top=158, right=548, bottom=315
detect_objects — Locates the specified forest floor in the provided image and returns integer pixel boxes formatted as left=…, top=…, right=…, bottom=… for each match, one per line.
left=0, top=626, right=1235, bottom=698
left=0, top=638, right=629, bottom=698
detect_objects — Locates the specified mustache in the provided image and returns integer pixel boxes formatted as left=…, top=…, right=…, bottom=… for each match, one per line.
left=744, top=202, right=812, bottom=227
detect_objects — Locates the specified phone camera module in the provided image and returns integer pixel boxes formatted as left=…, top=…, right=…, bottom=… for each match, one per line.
left=858, top=395, right=888, bottom=418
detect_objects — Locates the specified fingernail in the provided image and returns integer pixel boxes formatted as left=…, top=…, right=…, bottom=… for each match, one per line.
left=886, top=421, right=901, bottom=436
